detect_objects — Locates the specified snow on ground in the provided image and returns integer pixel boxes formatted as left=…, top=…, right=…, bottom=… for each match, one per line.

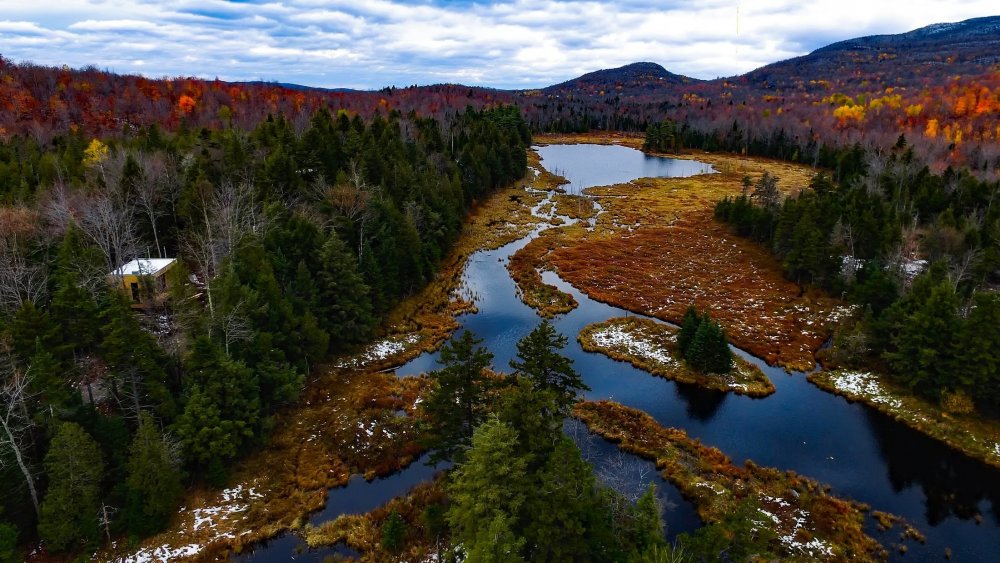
left=902, top=259, right=928, bottom=279
left=758, top=495, right=835, bottom=559
left=829, top=371, right=903, bottom=409
left=337, top=333, right=420, bottom=368
left=590, top=324, right=677, bottom=367
left=119, top=484, right=262, bottom=562
left=122, top=543, right=202, bottom=563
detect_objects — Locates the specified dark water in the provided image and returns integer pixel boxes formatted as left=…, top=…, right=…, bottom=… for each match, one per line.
left=240, top=144, right=1000, bottom=561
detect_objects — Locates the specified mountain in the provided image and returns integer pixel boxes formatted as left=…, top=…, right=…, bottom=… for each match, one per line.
left=1, top=15, right=999, bottom=170
left=541, top=62, right=697, bottom=97
left=744, top=16, right=1000, bottom=89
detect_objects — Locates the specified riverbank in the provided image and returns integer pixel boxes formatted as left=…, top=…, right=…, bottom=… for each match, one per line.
left=578, top=317, right=774, bottom=397
left=521, top=139, right=846, bottom=371
left=106, top=168, right=549, bottom=562
left=574, top=400, right=908, bottom=561
left=809, top=370, right=1000, bottom=471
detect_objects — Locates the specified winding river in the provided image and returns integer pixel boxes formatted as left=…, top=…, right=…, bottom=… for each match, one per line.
left=241, top=144, right=1000, bottom=561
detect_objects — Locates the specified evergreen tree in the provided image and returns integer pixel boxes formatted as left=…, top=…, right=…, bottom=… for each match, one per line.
left=681, top=310, right=733, bottom=374
left=885, top=280, right=960, bottom=395
left=422, top=331, right=495, bottom=464
left=0, top=521, right=16, bottom=563
left=957, top=293, right=1000, bottom=409
left=315, top=232, right=374, bottom=349
left=380, top=510, right=406, bottom=555
left=523, top=436, right=603, bottom=561
left=676, top=305, right=701, bottom=356
left=125, top=412, right=183, bottom=534
left=174, top=337, right=260, bottom=466
left=496, top=378, right=564, bottom=469
left=447, top=418, right=528, bottom=562
left=99, top=294, right=176, bottom=419
left=510, top=321, right=589, bottom=409
left=37, top=423, right=104, bottom=552
left=627, top=485, right=667, bottom=557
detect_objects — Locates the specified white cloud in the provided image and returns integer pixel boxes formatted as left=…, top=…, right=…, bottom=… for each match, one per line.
left=0, top=1, right=996, bottom=89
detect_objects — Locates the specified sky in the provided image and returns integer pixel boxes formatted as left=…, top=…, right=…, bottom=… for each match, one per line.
left=0, top=1, right=997, bottom=90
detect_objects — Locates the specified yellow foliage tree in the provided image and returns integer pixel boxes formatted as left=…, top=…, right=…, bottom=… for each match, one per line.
left=833, top=104, right=865, bottom=126
left=83, top=139, right=109, bottom=168
left=924, top=119, right=939, bottom=139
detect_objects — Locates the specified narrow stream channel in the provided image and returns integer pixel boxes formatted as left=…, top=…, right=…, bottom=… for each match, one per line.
left=239, top=144, right=1000, bottom=561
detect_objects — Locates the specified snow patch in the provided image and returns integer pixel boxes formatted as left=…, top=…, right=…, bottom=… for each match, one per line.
left=120, top=484, right=262, bottom=562
left=337, top=333, right=420, bottom=368
left=590, top=324, right=677, bottom=367
left=830, top=371, right=902, bottom=409
left=122, top=544, right=201, bottom=563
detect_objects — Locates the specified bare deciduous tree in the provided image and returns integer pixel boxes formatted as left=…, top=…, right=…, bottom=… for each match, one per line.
left=325, top=162, right=378, bottom=258
left=0, top=352, right=40, bottom=518
left=134, top=152, right=176, bottom=259
left=217, top=300, right=252, bottom=357
left=0, top=238, right=47, bottom=315
left=76, top=190, right=139, bottom=281
left=182, top=178, right=263, bottom=321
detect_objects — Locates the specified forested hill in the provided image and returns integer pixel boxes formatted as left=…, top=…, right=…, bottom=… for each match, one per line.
left=743, top=15, right=1000, bottom=88
left=540, top=62, right=698, bottom=97
left=2, top=15, right=1000, bottom=174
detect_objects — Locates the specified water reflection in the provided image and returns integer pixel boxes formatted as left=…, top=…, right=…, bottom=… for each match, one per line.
left=535, top=144, right=715, bottom=194
left=245, top=143, right=1000, bottom=561
left=674, top=383, right=727, bottom=423
left=865, top=408, right=1000, bottom=526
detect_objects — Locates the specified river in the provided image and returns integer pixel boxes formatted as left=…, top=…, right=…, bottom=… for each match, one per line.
left=240, top=144, right=1000, bottom=561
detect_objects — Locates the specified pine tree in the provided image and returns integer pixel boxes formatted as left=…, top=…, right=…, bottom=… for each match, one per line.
left=38, top=423, right=105, bottom=552
left=174, top=337, right=260, bottom=466
left=447, top=418, right=528, bottom=562
left=126, top=412, right=183, bottom=534
left=510, top=321, right=589, bottom=409
left=676, top=305, right=701, bottom=356
left=685, top=313, right=733, bottom=374
left=885, top=280, right=960, bottom=395
left=380, top=510, right=406, bottom=555
left=422, top=331, right=495, bottom=464
left=954, top=292, right=1000, bottom=406
left=315, top=232, right=374, bottom=349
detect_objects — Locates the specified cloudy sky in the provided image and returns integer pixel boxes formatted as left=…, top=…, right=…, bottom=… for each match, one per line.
left=0, top=1, right=997, bottom=89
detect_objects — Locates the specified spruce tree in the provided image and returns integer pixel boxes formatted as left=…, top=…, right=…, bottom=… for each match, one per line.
left=126, top=412, right=183, bottom=534
left=885, top=280, right=960, bottom=395
left=446, top=418, right=528, bottom=562
left=677, top=305, right=701, bottom=356
left=510, top=321, right=588, bottom=409
left=628, top=484, right=667, bottom=557
left=174, top=337, right=260, bottom=466
left=422, top=331, right=495, bottom=464
left=380, top=510, right=406, bottom=555
left=954, top=292, right=1000, bottom=406
left=685, top=313, right=733, bottom=374
left=316, top=232, right=374, bottom=349
left=38, top=423, right=104, bottom=552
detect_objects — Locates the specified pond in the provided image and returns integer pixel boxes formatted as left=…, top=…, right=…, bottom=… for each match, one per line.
left=240, top=144, right=1000, bottom=561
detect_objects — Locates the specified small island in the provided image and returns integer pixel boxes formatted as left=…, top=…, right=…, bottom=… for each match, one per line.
left=578, top=315, right=775, bottom=397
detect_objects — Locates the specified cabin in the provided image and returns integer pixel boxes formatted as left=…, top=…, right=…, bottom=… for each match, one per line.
left=110, top=258, right=177, bottom=309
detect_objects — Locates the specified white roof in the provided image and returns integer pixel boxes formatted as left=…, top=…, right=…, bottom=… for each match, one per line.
left=112, top=258, right=176, bottom=277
